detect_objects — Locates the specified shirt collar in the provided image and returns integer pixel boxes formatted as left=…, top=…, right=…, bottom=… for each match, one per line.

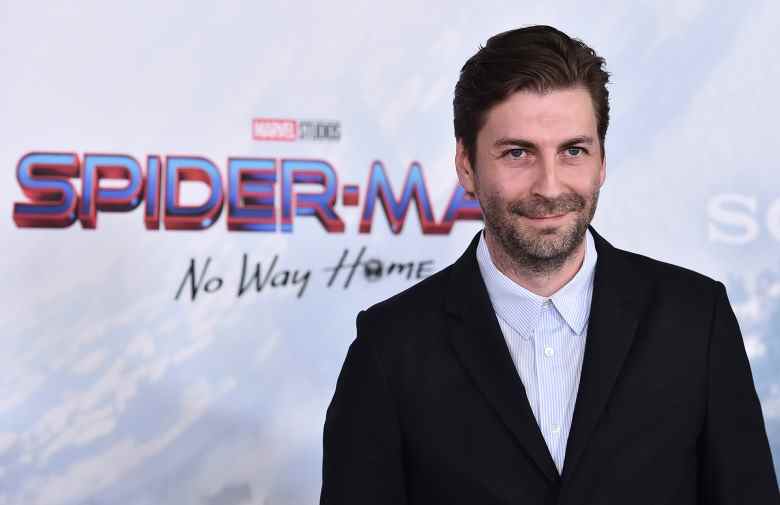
left=476, top=227, right=597, bottom=339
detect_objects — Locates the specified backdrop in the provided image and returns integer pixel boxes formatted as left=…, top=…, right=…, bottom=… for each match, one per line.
left=2, top=1, right=779, bottom=504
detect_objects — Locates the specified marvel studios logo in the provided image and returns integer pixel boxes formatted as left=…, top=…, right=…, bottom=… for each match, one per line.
left=252, top=118, right=341, bottom=142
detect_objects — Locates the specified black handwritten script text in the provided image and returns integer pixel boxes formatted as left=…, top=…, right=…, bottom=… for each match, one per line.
left=174, top=247, right=435, bottom=302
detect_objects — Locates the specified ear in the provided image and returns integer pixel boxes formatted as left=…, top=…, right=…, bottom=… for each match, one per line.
left=455, top=139, right=477, bottom=196
left=598, top=150, right=606, bottom=188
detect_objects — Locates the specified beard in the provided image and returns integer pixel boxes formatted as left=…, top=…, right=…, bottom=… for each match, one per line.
left=480, top=188, right=599, bottom=276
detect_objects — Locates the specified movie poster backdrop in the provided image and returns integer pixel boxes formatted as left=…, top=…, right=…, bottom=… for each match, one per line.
left=2, top=1, right=779, bottom=503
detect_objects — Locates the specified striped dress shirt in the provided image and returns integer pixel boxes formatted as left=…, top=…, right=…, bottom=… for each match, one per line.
left=475, top=228, right=597, bottom=474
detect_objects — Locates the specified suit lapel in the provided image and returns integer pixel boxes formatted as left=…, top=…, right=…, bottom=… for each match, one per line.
left=444, top=231, right=560, bottom=483
left=443, top=226, right=656, bottom=487
left=560, top=225, right=655, bottom=486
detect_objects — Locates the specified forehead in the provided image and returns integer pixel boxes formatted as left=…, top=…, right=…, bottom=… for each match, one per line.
left=480, top=87, right=598, bottom=143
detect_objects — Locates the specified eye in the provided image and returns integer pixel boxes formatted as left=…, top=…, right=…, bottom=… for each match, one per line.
left=564, top=147, right=587, bottom=157
left=504, top=148, right=529, bottom=159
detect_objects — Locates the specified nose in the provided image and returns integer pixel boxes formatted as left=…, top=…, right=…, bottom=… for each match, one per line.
left=529, top=155, right=565, bottom=198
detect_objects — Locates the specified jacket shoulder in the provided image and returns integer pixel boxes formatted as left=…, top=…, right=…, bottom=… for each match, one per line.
left=345, top=263, right=456, bottom=380
left=612, top=245, right=723, bottom=304
left=359, top=263, right=453, bottom=332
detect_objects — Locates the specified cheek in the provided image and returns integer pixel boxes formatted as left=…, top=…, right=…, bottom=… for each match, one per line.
left=475, top=170, right=529, bottom=200
left=553, top=167, right=601, bottom=197
left=476, top=186, right=522, bottom=214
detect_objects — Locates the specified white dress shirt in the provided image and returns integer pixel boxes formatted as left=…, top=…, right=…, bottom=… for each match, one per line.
left=476, top=228, right=598, bottom=474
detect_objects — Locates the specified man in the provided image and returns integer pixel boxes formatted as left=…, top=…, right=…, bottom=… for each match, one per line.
left=320, top=25, right=780, bottom=504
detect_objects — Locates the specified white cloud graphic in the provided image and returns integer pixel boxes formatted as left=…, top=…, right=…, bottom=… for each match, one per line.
left=16, top=377, right=236, bottom=505
left=0, top=1, right=778, bottom=503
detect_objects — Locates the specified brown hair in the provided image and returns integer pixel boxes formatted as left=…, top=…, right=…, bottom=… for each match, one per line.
left=453, top=25, right=610, bottom=165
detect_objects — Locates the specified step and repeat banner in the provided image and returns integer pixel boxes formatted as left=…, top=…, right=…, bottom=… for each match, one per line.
left=2, top=1, right=779, bottom=503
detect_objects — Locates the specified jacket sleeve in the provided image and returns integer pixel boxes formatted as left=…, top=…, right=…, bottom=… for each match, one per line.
left=699, top=281, right=780, bottom=503
left=320, top=310, right=408, bottom=505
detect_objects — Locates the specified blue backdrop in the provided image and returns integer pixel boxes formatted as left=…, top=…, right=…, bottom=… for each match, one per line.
left=2, top=1, right=778, bottom=503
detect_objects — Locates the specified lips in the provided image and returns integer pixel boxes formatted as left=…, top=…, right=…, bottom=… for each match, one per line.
left=526, top=212, right=568, bottom=220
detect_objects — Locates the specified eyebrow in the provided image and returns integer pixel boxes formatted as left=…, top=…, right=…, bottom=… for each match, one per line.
left=493, top=135, right=595, bottom=150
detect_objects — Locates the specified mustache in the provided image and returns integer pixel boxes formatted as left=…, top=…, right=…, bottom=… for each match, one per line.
left=508, top=193, right=586, bottom=218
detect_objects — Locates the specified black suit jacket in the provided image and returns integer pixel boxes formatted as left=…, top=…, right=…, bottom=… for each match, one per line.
left=321, top=226, right=779, bottom=504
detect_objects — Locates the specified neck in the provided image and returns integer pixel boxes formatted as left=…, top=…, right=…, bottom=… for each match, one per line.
left=483, top=229, right=587, bottom=298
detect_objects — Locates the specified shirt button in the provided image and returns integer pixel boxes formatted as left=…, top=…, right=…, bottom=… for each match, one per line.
left=544, top=346, right=554, bottom=357
left=552, top=424, right=561, bottom=434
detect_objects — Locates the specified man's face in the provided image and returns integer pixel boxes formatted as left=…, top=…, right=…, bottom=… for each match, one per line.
left=456, top=86, right=606, bottom=271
